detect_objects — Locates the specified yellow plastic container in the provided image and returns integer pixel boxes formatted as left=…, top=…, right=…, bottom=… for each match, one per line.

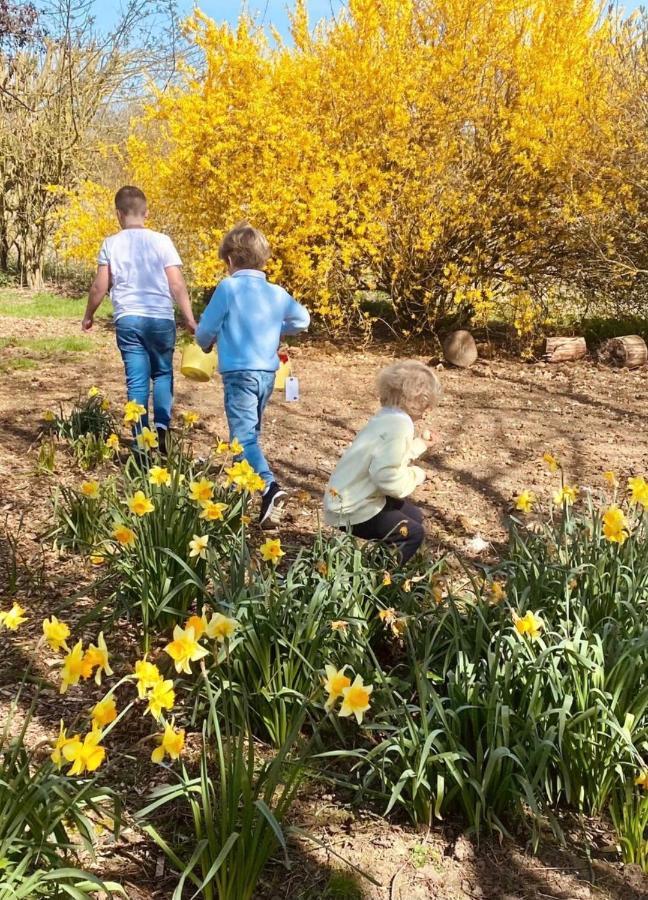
left=181, top=342, right=217, bottom=382
left=275, top=358, right=292, bottom=390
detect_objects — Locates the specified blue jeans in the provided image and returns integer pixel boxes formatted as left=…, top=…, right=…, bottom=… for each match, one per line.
left=115, top=316, right=176, bottom=430
left=222, top=370, right=275, bottom=488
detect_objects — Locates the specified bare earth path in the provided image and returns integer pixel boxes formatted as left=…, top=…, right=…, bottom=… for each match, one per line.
left=1, top=296, right=648, bottom=900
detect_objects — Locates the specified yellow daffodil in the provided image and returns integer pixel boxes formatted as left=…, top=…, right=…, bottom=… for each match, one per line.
left=185, top=613, right=207, bottom=638
left=0, top=601, right=27, bottom=631
left=82, top=632, right=113, bottom=685
left=60, top=640, right=86, bottom=694
left=136, top=427, right=158, bottom=450
left=322, top=664, right=351, bottom=710
left=215, top=440, right=230, bottom=454
left=489, top=581, right=506, bottom=604
left=382, top=572, right=392, bottom=586
left=513, top=611, right=544, bottom=640
left=260, top=538, right=284, bottom=564
left=553, top=485, right=579, bottom=506
left=106, top=433, right=120, bottom=451
left=602, top=506, right=629, bottom=544
left=182, top=410, right=200, bottom=427
left=205, top=612, right=238, bottom=642
left=627, top=476, right=648, bottom=508
left=188, top=534, right=209, bottom=560
left=87, top=386, right=100, bottom=398
left=635, top=770, right=648, bottom=791
left=189, top=477, right=215, bottom=503
left=123, top=400, right=146, bottom=424
left=89, top=553, right=106, bottom=566
left=63, top=730, right=106, bottom=776
left=113, top=523, right=136, bottom=546
left=81, top=480, right=100, bottom=499
left=42, top=615, right=70, bottom=652
left=339, top=674, right=373, bottom=724
left=43, top=409, right=56, bottom=422
left=224, top=460, right=257, bottom=490
left=151, top=721, right=185, bottom=764
left=315, top=560, right=328, bottom=576
left=91, top=696, right=117, bottom=729
left=603, top=470, right=617, bottom=487
left=242, top=472, right=266, bottom=493
left=229, top=438, right=243, bottom=455
left=133, top=658, right=162, bottom=699
left=515, top=490, right=536, bottom=513
left=127, top=491, right=155, bottom=517
left=101, top=398, right=111, bottom=412
left=149, top=466, right=171, bottom=487
left=146, top=678, right=175, bottom=719
left=542, top=452, right=560, bottom=472
left=199, top=500, right=228, bottom=521
left=241, top=514, right=251, bottom=526
left=164, top=624, right=209, bottom=674
left=51, top=721, right=80, bottom=769
left=331, top=620, right=348, bottom=632
left=391, top=618, right=407, bottom=636
left=378, top=608, right=396, bottom=625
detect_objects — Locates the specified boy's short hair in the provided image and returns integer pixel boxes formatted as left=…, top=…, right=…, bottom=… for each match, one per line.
left=377, top=360, right=442, bottom=411
left=219, top=223, right=271, bottom=270
left=115, top=185, right=147, bottom=216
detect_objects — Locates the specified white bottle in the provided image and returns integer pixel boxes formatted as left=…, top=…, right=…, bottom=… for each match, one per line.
left=285, top=376, right=300, bottom=402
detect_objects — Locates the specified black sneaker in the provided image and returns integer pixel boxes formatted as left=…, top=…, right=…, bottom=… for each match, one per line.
left=156, top=427, right=169, bottom=457
left=259, top=482, right=288, bottom=526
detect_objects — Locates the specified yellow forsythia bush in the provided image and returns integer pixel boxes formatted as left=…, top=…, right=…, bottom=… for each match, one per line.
left=57, top=1, right=648, bottom=334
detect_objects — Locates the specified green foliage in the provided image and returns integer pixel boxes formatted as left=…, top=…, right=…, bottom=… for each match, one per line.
left=0, top=336, right=94, bottom=353
left=609, top=781, right=648, bottom=870
left=50, top=483, right=110, bottom=552
left=0, top=289, right=108, bottom=319
left=49, top=393, right=117, bottom=443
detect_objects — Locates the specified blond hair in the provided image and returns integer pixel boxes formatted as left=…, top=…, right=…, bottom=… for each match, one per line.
left=219, top=222, right=271, bottom=270
left=377, top=360, right=442, bottom=413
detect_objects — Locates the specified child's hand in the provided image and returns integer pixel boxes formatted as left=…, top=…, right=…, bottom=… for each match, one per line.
left=422, top=429, right=440, bottom=446
left=81, top=316, right=93, bottom=332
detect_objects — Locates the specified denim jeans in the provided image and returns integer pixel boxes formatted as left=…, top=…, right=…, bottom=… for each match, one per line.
left=222, top=370, right=276, bottom=488
left=115, top=316, right=176, bottom=430
left=349, top=498, right=425, bottom=564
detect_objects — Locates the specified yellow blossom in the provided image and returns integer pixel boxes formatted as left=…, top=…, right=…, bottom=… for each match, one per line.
left=136, top=427, right=158, bottom=450
left=229, top=438, right=243, bottom=455
left=205, top=612, right=238, bottom=642
left=89, top=554, right=106, bottom=566
left=602, top=506, right=629, bottom=544
left=322, top=664, right=351, bottom=710
left=164, top=624, right=209, bottom=674
left=378, top=608, right=396, bottom=625
left=182, top=410, right=200, bottom=427
left=42, top=615, right=70, bottom=652
left=51, top=721, right=80, bottom=769
left=331, top=620, right=348, bottom=632
left=60, top=640, right=86, bottom=694
left=542, top=452, right=560, bottom=472
left=391, top=617, right=407, bottom=637
left=43, top=409, right=56, bottom=422
left=189, top=534, right=209, bottom=559
left=81, top=480, right=100, bottom=499
left=628, top=476, right=648, bottom=508
left=553, top=485, right=579, bottom=506
left=82, top=632, right=113, bottom=685
left=199, top=500, right=228, bottom=521
left=189, top=477, right=215, bottom=503
left=113, top=523, right=137, bottom=545
left=146, top=678, right=175, bottom=719
left=0, top=602, right=28, bottom=631
left=106, top=433, right=120, bottom=451
left=603, top=470, right=617, bottom=487
left=149, top=466, right=171, bottom=487
left=260, top=538, right=284, bottom=564
left=515, top=490, right=536, bottom=513
left=133, top=658, right=162, bottom=699
left=513, top=611, right=544, bottom=640
left=215, top=440, right=230, bottom=454
left=123, top=400, right=146, bottom=424
left=382, top=572, right=392, bottom=586
left=91, top=696, right=117, bottom=729
left=87, top=386, right=100, bottom=398
left=339, top=674, right=373, bottom=724
left=63, top=730, right=106, bottom=775
left=151, top=721, right=185, bottom=764
left=241, top=514, right=251, bottom=526
left=185, top=613, right=208, bottom=638
left=101, top=398, right=111, bottom=412
left=224, top=460, right=258, bottom=491
left=635, top=770, right=648, bottom=791
left=489, top=581, right=506, bottom=604
left=127, top=491, right=155, bottom=516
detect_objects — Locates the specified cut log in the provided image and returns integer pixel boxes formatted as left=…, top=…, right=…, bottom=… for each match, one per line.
left=598, top=335, right=648, bottom=369
left=442, top=330, right=478, bottom=368
left=544, top=336, right=587, bottom=363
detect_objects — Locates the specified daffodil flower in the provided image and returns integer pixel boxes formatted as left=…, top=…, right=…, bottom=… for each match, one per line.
left=106, top=433, right=120, bottom=451
left=82, top=632, right=113, bottom=685
left=627, top=475, right=648, bottom=508
left=514, top=490, right=536, bottom=513
left=185, top=613, right=208, bottom=638
left=133, top=658, right=162, bottom=699
left=205, top=612, right=238, bottom=642
left=63, top=730, right=106, bottom=776
left=513, top=610, right=544, bottom=640
left=113, top=523, right=137, bottom=545
left=146, top=678, right=175, bottom=719
left=151, top=721, right=185, bottom=764
left=188, top=477, right=215, bottom=503
left=182, top=411, right=200, bottom=427
left=123, top=400, right=146, bottom=424
left=199, top=500, right=228, bottom=521
left=91, top=696, right=117, bottom=729
left=229, top=438, right=243, bottom=455
left=260, top=538, right=284, bottom=563
left=0, top=602, right=28, bottom=631
left=188, top=534, right=209, bottom=559
left=149, top=466, right=171, bottom=487
left=602, top=505, right=629, bottom=544
left=81, top=480, right=100, bottom=499
left=322, top=664, right=351, bottom=710
left=339, top=674, right=373, bottom=724
left=51, top=721, right=80, bottom=769
left=60, top=640, right=86, bottom=694
left=553, top=485, right=578, bottom=506
left=127, top=491, right=155, bottom=516
left=42, top=615, right=70, bottom=652
left=164, top=624, right=209, bottom=674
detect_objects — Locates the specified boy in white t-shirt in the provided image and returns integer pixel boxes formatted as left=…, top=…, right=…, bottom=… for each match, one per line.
left=81, top=186, right=196, bottom=452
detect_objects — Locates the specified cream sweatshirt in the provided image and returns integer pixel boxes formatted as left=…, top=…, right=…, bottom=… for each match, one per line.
left=323, top=408, right=427, bottom=526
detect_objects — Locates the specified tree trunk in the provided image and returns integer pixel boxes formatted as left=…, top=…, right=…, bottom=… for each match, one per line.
left=544, top=336, right=587, bottom=363
left=598, top=335, right=648, bottom=369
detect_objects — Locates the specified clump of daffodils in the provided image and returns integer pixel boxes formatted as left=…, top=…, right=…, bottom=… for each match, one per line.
left=322, top=664, right=373, bottom=724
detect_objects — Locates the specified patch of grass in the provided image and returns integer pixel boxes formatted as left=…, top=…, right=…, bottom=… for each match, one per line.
left=0, top=358, right=39, bottom=372
left=0, top=289, right=110, bottom=319
left=0, top=336, right=94, bottom=353
left=319, top=872, right=365, bottom=900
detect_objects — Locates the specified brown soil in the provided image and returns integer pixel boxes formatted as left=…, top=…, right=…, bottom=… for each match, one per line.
left=1, top=296, right=647, bottom=900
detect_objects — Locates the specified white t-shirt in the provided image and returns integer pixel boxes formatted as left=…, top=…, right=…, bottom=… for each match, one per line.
left=98, top=228, right=182, bottom=322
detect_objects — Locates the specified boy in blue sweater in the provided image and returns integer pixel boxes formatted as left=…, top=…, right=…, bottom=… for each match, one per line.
left=196, top=223, right=310, bottom=525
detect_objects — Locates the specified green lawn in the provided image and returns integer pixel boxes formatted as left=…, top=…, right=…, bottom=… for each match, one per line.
left=0, top=289, right=110, bottom=319
left=0, top=336, right=94, bottom=352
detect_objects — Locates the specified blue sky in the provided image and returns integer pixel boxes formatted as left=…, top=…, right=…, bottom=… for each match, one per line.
left=93, top=1, right=643, bottom=38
